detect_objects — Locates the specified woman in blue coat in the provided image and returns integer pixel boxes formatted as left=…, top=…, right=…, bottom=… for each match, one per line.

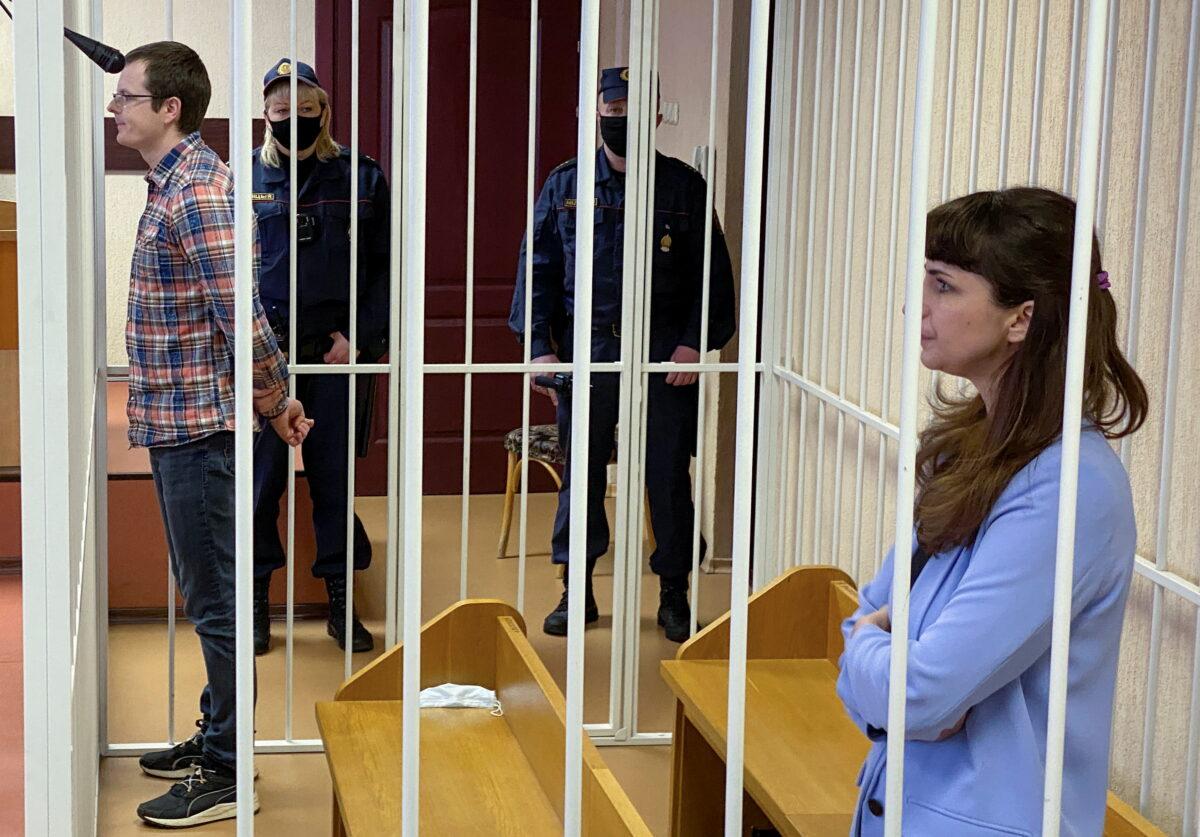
left=837, top=187, right=1148, bottom=836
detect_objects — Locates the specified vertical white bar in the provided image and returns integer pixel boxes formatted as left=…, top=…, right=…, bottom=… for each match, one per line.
left=853, top=0, right=887, bottom=582
left=460, top=0, right=479, bottom=602
left=1028, top=0, right=1050, bottom=183
left=834, top=0, right=866, bottom=573
left=384, top=0, right=405, bottom=652
left=344, top=0, right=362, bottom=683
left=612, top=0, right=654, bottom=737
left=165, top=0, right=174, bottom=39
left=753, top=0, right=796, bottom=591
left=167, top=568, right=176, bottom=743
left=1095, top=0, right=1120, bottom=234
left=814, top=0, right=846, bottom=564
left=516, top=0, right=539, bottom=615
left=873, top=0, right=911, bottom=570
left=794, top=0, right=827, bottom=569
left=1041, top=3, right=1110, bottom=834
left=230, top=0, right=256, bottom=829
left=724, top=0, right=770, bottom=830
left=401, top=1, right=429, bottom=832
left=883, top=1, right=939, bottom=833
left=1184, top=610, right=1200, bottom=836
left=691, top=0, right=726, bottom=632
left=622, top=0, right=661, bottom=740
left=779, top=0, right=808, bottom=576
left=940, top=0, right=959, bottom=202
left=967, top=0, right=986, bottom=193
left=93, top=0, right=113, bottom=756
left=1119, top=0, right=1157, bottom=474
left=1061, top=0, right=1085, bottom=194
left=997, top=0, right=1017, bottom=187
left=15, top=0, right=72, bottom=828
left=284, top=0, right=300, bottom=740
left=564, top=0, right=600, bottom=828
left=1140, top=0, right=1197, bottom=813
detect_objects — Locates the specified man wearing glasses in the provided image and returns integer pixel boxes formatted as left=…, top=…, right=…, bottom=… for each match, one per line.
left=108, top=41, right=312, bottom=827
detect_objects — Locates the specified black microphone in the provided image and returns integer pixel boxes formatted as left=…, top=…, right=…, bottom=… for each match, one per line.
left=63, top=28, right=125, bottom=74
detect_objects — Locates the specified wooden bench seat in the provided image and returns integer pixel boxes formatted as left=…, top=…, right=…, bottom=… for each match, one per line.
left=316, top=599, right=651, bottom=836
left=661, top=565, right=1164, bottom=837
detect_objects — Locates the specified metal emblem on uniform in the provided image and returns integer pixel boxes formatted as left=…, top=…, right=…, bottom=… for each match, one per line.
left=620, top=69, right=630, bottom=81
left=660, top=233, right=672, bottom=252
left=277, top=62, right=292, bottom=75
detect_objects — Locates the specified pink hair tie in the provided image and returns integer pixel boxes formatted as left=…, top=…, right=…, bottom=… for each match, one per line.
left=1096, top=271, right=1110, bottom=291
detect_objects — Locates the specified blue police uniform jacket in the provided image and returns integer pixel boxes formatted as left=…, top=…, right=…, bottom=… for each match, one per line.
left=837, top=427, right=1136, bottom=836
left=509, top=148, right=736, bottom=361
left=250, top=146, right=391, bottom=360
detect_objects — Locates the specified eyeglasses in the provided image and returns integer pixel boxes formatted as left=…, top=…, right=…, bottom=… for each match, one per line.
left=109, top=92, right=158, bottom=108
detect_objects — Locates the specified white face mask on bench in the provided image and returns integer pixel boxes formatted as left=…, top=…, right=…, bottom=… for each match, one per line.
left=419, top=683, right=503, bottom=716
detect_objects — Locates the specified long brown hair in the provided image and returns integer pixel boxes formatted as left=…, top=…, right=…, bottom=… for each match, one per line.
left=915, top=187, right=1148, bottom=555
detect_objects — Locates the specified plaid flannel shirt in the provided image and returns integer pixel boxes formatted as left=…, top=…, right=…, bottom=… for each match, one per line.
left=126, top=132, right=289, bottom=448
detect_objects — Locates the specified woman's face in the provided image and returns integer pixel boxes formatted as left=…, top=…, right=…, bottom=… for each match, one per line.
left=264, top=87, right=324, bottom=123
left=920, top=259, right=1032, bottom=386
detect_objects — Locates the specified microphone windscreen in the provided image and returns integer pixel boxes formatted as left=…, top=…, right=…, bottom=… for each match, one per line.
left=63, top=28, right=126, bottom=74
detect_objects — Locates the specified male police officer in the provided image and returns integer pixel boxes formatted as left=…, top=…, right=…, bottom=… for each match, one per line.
left=509, top=67, right=736, bottom=642
left=250, top=59, right=390, bottom=654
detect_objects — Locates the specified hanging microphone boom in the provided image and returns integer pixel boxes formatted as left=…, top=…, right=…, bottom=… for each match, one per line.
left=64, top=27, right=125, bottom=74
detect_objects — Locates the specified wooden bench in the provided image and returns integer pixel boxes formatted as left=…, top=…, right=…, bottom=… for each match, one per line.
left=316, top=598, right=651, bottom=836
left=661, top=565, right=1164, bottom=837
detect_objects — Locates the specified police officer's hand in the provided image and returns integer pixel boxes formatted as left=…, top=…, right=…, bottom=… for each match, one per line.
left=666, top=345, right=701, bottom=386
left=324, top=331, right=360, bottom=365
left=270, top=397, right=315, bottom=447
left=532, top=354, right=560, bottom=407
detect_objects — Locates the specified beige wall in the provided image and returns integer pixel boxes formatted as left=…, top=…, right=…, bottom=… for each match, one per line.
left=777, top=2, right=1200, bottom=833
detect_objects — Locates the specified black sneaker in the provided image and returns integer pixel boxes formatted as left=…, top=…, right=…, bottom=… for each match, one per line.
left=543, top=577, right=599, bottom=636
left=139, top=720, right=206, bottom=779
left=658, top=576, right=698, bottom=643
left=136, top=761, right=259, bottom=828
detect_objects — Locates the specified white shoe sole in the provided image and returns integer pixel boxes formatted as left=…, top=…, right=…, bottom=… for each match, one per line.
left=141, top=765, right=261, bottom=781
left=141, top=792, right=260, bottom=828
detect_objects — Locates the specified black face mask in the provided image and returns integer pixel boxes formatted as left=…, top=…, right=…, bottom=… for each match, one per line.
left=269, top=114, right=323, bottom=152
left=599, top=115, right=628, bottom=158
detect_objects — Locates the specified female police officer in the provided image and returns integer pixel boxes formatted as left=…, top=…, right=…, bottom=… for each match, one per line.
left=250, top=58, right=390, bottom=654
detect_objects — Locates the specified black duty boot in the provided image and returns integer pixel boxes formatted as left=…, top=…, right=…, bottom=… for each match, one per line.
left=253, top=577, right=271, bottom=656
left=324, top=575, right=375, bottom=652
left=542, top=572, right=599, bottom=636
left=658, top=576, right=696, bottom=643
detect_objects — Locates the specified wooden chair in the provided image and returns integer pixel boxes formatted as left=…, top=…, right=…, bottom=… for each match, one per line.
left=316, top=598, right=652, bottom=836
left=496, top=423, right=654, bottom=560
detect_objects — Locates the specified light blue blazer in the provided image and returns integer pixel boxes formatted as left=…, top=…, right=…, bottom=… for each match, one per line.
left=837, top=429, right=1136, bottom=836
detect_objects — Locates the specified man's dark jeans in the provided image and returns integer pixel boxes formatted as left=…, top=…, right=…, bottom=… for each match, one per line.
left=149, top=430, right=254, bottom=770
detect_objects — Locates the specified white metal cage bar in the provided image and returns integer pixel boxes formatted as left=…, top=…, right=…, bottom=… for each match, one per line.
left=400, top=1, right=430, bottom=832
left=689, top=0, right=724, bottom=636
left=230, top=0, right=257, bottom=828
left=1139, top=0, right=1193, bottom=814
left=563, top=0, right=601, bottom=827
left=459, top=0, right=479, bottom=602
left=723, top=0, right=770, bottom=830
left=1042, top=3, right=1111, bottom=833
left=882, top=1, right=940, bottom=833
